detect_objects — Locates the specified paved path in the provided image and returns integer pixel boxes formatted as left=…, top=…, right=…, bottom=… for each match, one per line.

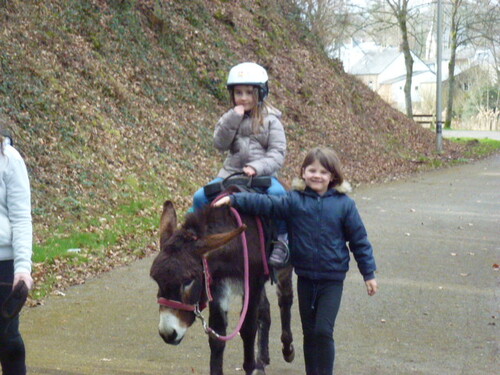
left=442, top=129, right=500, bottom=140
left=22, top=155, right=499, bottom=375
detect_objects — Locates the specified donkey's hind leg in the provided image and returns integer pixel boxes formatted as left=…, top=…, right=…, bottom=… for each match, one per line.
left=256, top=288, right=271, bottom=367
left=277, top=266, right=295, bottom=362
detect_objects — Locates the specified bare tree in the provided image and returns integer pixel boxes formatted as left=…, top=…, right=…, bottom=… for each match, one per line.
left=369, top=0, right=415, bottom=118
left=444, top=0, right=462, bottom=128
left=292, top=0, right=353, bottom=54
left=444, top=0, right=499, bottom=128
left=466, top=0, right=500, bottom=84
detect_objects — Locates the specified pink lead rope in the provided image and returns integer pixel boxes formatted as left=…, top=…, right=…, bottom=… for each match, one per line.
left=201, top=205, right=250, bottom=341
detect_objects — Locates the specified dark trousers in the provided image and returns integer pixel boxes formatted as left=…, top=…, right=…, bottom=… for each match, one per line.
left=0, top=260, right=26, bottom=375
left=297, top=277, right=343, bottom=375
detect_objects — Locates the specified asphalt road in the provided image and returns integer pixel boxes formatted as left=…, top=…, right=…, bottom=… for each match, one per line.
left=21, top=154, right=499, bottom=375
left=442, top=129, right=500, bottom=141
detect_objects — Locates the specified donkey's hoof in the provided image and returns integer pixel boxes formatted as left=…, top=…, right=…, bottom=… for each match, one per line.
left=282, top=344, right=295, bottom=363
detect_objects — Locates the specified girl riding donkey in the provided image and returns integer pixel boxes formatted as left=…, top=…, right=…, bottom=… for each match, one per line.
left=191, top=62, right=289, bottom=267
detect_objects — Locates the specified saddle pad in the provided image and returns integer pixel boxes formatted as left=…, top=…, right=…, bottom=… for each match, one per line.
left=204, top=176, right=272, bottom=197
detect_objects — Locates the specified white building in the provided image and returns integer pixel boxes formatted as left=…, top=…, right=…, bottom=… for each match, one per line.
left=347, top=47, right=439, bottom=112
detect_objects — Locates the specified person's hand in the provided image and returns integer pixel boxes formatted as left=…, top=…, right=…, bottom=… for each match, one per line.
left=13, top=272, right=34, bottom=291
left=234, top=105, right=245, bottom=115
left=213, top=196, right=231, bottom=207
left=243, top=166, right=256, bottom=176
left=365, top=278, right=378, bottom=296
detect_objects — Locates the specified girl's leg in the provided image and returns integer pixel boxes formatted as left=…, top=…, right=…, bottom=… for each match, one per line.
left=0, top=261, right=27, bottom=375
left=267, top=178, right=289, bottom=266
left=314, top=281, right=343, bottom=375
left=191, top=178, right=223, bottom=212
left=297, top=277, right=318, bottom=375
left=266, top=177, right=287, bottom=196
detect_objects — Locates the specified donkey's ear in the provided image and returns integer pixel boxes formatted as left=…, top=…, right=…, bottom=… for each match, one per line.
left=160, top=200, right=177, bottom=246
left=196, top=224, right=247, bottom=256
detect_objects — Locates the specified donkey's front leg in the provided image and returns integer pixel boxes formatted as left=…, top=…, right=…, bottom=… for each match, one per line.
left=208, top=301, right=228, bottom=375
left=240, top=289, right=265, bottom=375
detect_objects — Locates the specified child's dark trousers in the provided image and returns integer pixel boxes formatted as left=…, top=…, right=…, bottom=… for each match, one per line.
left=297, top=277, right=343, bottom=375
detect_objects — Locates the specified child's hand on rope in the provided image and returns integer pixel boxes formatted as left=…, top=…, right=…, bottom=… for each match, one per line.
left=213, top=196, right=231, bottom=207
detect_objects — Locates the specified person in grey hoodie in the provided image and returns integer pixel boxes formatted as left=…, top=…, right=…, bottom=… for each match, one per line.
left=0, top=130, right=33, bottom=375
left=192, top=62, right=289, bottom=267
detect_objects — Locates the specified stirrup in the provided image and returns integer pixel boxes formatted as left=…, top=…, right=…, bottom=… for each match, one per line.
left=269, top=240, right=290, bottom=268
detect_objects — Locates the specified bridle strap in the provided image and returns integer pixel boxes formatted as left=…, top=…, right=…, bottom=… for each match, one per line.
left=157, top=297, right=207, bottom=312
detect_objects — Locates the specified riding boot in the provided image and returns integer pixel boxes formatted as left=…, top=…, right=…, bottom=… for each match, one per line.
left=269, top=233, right=290, bottom=268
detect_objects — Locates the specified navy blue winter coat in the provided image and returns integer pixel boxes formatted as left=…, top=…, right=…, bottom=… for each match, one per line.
left=230, top=186, right=376, bottom=282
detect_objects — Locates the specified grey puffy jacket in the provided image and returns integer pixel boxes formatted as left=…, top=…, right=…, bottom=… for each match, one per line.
left=214, top=106, right=286, bottom=178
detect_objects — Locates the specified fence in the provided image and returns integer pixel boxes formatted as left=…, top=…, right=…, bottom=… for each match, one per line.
left=413, top=114, right=435, bottom=129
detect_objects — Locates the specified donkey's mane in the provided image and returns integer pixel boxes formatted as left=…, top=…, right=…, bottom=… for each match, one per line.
left=183, top=205, right=233, bottom=235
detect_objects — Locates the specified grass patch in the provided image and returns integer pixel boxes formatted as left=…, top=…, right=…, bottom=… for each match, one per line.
left=33, top=198, right=159, bottom=263
left=448, top=137, right=500, bottom=159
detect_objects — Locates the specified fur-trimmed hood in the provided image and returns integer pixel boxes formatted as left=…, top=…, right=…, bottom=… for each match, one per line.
left=291, top=178, right=352, bottom=194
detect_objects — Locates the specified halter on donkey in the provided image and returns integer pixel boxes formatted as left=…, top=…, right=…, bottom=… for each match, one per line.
left=150, top=175, right=294, bottom=375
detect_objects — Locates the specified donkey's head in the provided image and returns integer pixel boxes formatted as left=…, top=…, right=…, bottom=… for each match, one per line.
left=150, top=201, right=245, bottom=345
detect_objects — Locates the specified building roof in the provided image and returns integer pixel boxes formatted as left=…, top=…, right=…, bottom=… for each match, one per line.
left=349, top=48, right=401, bottom=75
left=380, top=70, right=435, bottom=85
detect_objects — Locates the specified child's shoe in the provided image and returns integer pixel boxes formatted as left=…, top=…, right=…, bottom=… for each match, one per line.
left=269, top=240, right=290, bottom=268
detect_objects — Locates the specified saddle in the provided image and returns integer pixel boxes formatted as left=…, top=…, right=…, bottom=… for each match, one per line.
left=203, top=172, right=272, bottom=199
left=204, top=172, right=278, bottom=280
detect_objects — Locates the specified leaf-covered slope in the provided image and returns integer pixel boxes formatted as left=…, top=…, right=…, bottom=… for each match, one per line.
left=1, top=1, right=461, bottom=232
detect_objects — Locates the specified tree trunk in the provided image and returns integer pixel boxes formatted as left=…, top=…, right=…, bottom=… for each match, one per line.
left=445, top=0, right=461, bottom=129
left=445, top=41, right=457, bottom=129
left=400, top=14, right=413, bottom=118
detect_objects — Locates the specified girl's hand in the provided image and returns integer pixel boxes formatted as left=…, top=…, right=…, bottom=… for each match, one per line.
left=213, top=196, right=231, bottom=207
left=365, top=279, right=378, bottom=296
left=234, top=105, right=245, bottom=115
left=243, top=166, right=256, bottom=176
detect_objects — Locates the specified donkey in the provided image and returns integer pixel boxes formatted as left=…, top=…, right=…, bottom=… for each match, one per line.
left=150, top=200, right=294, bottom=375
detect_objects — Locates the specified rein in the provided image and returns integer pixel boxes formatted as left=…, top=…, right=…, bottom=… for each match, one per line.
left=197, top=205, right=250, bottom=341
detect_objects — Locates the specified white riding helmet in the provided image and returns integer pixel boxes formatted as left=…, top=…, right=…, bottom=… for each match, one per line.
left=227, top=62, right=269, bottom=102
